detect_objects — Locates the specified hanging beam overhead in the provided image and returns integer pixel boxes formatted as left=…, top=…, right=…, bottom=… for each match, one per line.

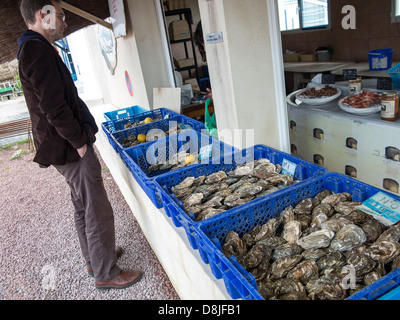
left=60, top=1, right=112, bottom=30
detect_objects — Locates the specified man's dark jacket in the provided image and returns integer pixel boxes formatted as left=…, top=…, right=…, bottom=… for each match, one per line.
left=17, top=30, right=98, bottom=167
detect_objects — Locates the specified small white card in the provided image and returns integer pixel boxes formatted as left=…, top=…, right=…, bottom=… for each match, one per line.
left=199, top=144, right=213, bottom=161
left=281, top=158, right=297, bottom=177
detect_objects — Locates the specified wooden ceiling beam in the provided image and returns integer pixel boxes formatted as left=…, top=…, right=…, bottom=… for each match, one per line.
left=60, top=1, right=112, bottom=30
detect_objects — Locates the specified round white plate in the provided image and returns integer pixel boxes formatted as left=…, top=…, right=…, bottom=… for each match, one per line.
left=338, top=98, right=381, bottom=115
left=295, top=87, right=342, bottom=106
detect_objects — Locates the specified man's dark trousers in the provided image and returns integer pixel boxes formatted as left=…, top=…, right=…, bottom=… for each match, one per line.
left=54, top=145, right=121, bottom=282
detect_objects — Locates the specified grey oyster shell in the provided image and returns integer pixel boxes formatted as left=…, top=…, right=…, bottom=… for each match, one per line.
left=316, top=251, right=346, bottom=271
left=278, top=291, right=309, bottom=300
left=242, top=225, right=262, bottom=248
left=270, top=255, right=302, bottom=279
left=346, top=252, right=376, bottom=277
left=272, top=243, right=302, bottom=261
left=183, top=193, right=203, bottom=208
left=253, top=163, right=277, bottom=179
left=222, top=231, right=247, bottom=258
left=257, top=236, right=287, bottom=250
left=287, top=260, right=319, bottom=284
left=301, top=248, right=327, bottom=261
left=196, top=208, right=226, bottom=221
left=294, top=198, right=319, bottom=215
left=314, top=189, right=333, bottom=203
left=173, top=176, right=195, bottom=191
left=242, top=243, right=267, bottom=270
left=329, top=224, right=366, bottom=252
left=362, top=219, right=385, bottom=243
left=321, top=192, right=352, bottom=206
left=377, top=224, right=400, bottom=243
left=345, top=209, right=372, bottom=226
left=282, top=220, right=302, bottom=244
left=273, top=278, right=306, bottom=297
left=306, top=276, right=347, bottom=300
left=391, top=255, right=400, bottom=272
left=312, top=203, right=334, bottom=218
left=258, top=279, right=276, bottom=300
left=255, top=218, right=282, bottom=242
left=334, top=201, right=362, bottom=215
left=319, top=217, right=352, bottom=233
left=280, top=206, right=295, bottom=224
left=298, top=229, right=335, bottom=250
left=365, top=239, right=400, bottom=264
left=205, top=171, right=227, bottom=184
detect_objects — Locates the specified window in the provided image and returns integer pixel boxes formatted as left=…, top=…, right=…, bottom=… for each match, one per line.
left=278, top=0, right=330, bottom=33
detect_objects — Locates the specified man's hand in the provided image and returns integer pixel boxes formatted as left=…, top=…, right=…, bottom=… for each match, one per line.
left=77, top=144, right=88, bottom=158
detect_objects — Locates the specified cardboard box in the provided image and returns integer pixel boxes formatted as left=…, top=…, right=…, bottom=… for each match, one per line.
left=300, top=53, right=318, bottom=62
left=184, top=78, right=200, bottom=92
left=174, top=58, right=194, bottom=69
left=283, top=51, right=307, bottom=62
left=169, top=20, right=190, bottom=41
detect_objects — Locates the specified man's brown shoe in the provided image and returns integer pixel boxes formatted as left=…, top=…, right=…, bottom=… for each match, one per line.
left=95, top=270, right=143, bottom=290
left=87, top=246, right=124, bottom=277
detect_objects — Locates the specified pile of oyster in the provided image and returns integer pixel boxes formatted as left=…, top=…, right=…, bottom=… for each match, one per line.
left=147, top=151, right=198, bottom=174
left=123, top=118, right=160, bottom=130
left=170, top=158, right=298, bottom=221
left=221, top=190, right=400, bottom=300
left=120, top=124, right=184, bottom=148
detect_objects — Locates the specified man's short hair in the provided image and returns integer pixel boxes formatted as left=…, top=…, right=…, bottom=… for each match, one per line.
left=19, top=0, right=61, bottom=26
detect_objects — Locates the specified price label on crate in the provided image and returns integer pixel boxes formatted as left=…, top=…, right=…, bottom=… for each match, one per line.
left=199, top=144, right=213, bottom=161
left=281, top=158, right=297, bottom=177
left=357, top=192, right=400, bottom=226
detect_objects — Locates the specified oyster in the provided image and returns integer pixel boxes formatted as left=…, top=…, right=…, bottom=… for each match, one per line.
left=314, top=189, right=333, bottom=203
left=329, top=224, right=366, bottom=252
left=377, top=224, right=400, bottom=243
left=200, top=195, right=224, bottom=209
left=233, top=183, right=263, bottom=197
left=270, top=254, right=302, bottom=279
left=306, top=276, right=347, bottom=300
left=346, top=252, right=376, bottom=277
left=334, top=201, right=362, bottom=215
left=257, top=236, right=287, bottom=250
left=242, top=225, right=262, bottom=248
left=312, top=203, right=334, bottom=218
left=254, top=218, right=282, bottom=242
left=321, top=192, right=352, bottom=206
left=197, top=208, right=226, bottom=221
left=272, top=243, right=302, bottom=261
left=294, top=198, right=318, bottom=215
left=345, top=209, right=372, bottom=226
left=183, top=193, right=203, bottom=208
left=204, top=171, right=227, bottom=184
left=173, top=177, right=195, bottom=191
left=298, top=229, right=335, bottom=250
left=223, top=194, right=249, bottom=208
left=365, top=239, right=400, bottom=264
left=279, top=291, right=309, bottom=300
left=231, top=164, right=253, bottom=177
left=295, top=213, right=312, bottom=231
left=222, top=231, right=247, bottom=258
left=287, top=260, right=319, bottom=284
left=316, top=251, right=346, bottom=271
left=302, top=248, right=327, bottom=261
left=280, top=206, right=295, bottom=224
left=310, top=212, right=328, bottom=229
left=258, top=279, right=276, bottom=300
left=253, top=163, right=277, bottom=179
left=250, top=253, right=272, bottom=281
left=391, top=255, right=400, bottom=272
left=242, top=243, right=267, bottom=270
left=274, top=278, right=306, bottom=297
left=319, top=217, right=352, bottom=233
left=362, top=219, right=385, bottom=243
left=282, top=220, right=302, bottom=244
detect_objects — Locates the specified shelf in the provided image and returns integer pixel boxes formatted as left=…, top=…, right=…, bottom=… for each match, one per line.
left=176, top=65, right=196, bottom=72
left=170, top=38, right=192, bottom=44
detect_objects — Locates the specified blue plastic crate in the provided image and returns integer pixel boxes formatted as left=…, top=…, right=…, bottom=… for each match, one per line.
left=154, top=144, right=328, bottom=249
left=195, top=172, right=400, bottom=300
left=121, top=129, right=237, bottom=209
left=103, top=105, right=147, bottom=122
left=101, top=108, right=180, bottom=152
left=387, top=62, right=400, bottom=89
left=111, top=115, right=205, bottom=155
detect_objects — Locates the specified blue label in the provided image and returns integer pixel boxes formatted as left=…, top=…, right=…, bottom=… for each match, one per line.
left=281, top=158, right=297, bottom=177
left=199, top=144, right=213, bottom=161
left=361, top=192, right=400, bottom=226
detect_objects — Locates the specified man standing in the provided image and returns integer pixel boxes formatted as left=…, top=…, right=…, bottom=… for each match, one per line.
left=17, top=0, right=142, bottom=290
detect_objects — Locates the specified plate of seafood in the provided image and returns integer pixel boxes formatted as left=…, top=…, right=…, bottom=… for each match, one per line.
left=338, top=90, right=382, bottom=115
left=295, top=85, right=342, bottom=106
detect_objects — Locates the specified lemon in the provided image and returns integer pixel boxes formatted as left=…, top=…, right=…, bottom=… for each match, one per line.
left=144, top=117, right=153, bottom=124
left=185, top=154, right=196, bottom=165
left=137, top=134, right=147, bottom=143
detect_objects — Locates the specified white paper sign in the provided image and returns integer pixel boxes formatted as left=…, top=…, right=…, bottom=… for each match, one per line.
left=357, top=192, right=400, bottom=226
left=108, top=0, right=126, bottom=38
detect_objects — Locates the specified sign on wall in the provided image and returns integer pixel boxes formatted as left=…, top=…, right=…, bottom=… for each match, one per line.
left=108, top=0, right=127, bottom=38
left=97, top=19, right=117, bottom=75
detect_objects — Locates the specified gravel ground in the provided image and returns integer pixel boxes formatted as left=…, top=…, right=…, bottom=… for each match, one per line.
left=0, top=142, right=180, bottom=300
